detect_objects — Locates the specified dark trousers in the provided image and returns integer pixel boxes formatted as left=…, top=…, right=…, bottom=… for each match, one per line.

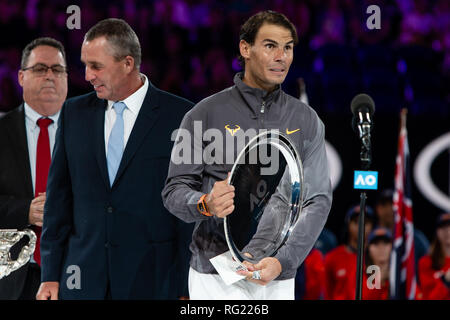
left=105, top=281, right=112, bottom=300
left=18, top=263, right=41, bottom=300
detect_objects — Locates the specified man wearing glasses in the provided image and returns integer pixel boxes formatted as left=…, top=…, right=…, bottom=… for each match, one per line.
left=0, top=37, right=67, bottom=299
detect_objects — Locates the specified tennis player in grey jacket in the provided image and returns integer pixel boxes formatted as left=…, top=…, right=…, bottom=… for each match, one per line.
left=162, top=10, right=332, bottom=299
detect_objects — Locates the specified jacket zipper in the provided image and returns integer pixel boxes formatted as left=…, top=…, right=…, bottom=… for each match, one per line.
left=260, top=100, right=265, bottom=127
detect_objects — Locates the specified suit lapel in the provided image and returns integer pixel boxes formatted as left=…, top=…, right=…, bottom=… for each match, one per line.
left=91, top=99, right=111, bottom=190
left=112, top=82, right=161, bottom=187
left=6, top=104, right=33, bottom=197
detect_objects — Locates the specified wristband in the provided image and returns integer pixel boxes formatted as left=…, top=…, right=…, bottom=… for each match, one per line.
left=197, top=194, right=213, bottom=216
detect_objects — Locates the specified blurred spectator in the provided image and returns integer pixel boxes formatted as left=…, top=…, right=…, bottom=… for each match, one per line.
left=0, top=0, right=35, bottom=48
left=418, top=213, right=450, bottom=300
left=187, top=55, right=208, bottom=100
left=398, top=0, right=435, bottom=46
left=349, top=0, right=398, bottom=45
left=363, top=227, right=392, bottom=300
left=295, top=248, right=325, bottom=300
left=314, top=227, right=338, bottom=255
left=309, top=0, right=346, bottom=50
left=0, top=47, right=22, bottom=112
left=203, top=47, right=233, bottom=96
left=324, top=205, right=374, bottom=300
left=0, top=1, right=448, bottom=116
left=295, top=248, right=326, bottom=300
left=0, top=76, right=20, bottom=112
left=159, top=29, right=190, bottom=96
left=375, top=189, right=395, bottom=230
left=374, top=188, right=430, bottom=268
left=431, top=0, right=450, bottom=75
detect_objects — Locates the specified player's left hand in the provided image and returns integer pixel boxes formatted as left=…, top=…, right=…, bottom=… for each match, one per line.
left=237, top=257, right=282, bottom=286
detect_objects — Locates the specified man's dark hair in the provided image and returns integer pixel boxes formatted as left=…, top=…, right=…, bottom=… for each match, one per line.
left=21, top=37, right=66, bottom=69
left=238, top=10, right=298, bottom=67
left=84, top=18, right=141, bottom=69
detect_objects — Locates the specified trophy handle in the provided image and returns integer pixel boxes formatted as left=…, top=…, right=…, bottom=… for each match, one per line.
left=0, top=229, right=37, bottom=280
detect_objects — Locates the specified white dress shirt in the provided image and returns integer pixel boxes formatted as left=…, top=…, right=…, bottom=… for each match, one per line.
left=104, top=74, right=149, bottom=154
left=24, top=102, right=60, bottom=196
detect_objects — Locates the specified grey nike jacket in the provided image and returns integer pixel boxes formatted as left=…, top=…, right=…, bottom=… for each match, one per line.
left=162, top=73, right=332, bottom=280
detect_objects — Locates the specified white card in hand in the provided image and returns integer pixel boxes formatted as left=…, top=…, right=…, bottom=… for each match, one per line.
left=209, top=250, right=247, bottom=286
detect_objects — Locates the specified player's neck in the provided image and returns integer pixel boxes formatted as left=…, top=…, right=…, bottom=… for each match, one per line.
left=242, top=72, right=277, bottom=93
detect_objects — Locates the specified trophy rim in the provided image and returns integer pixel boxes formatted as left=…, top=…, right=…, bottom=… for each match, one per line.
left=0, top=229, right=37, bottom=280
left=224, top=130, right=304, bottom=265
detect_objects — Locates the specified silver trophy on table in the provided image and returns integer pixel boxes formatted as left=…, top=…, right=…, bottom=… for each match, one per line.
left=0, top=229, right=36, bottom=279
left=224, top=130, right=304, bottom=267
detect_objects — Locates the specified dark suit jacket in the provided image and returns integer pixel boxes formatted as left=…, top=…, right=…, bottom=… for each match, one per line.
left=0, top=104, right=35, bottom=299
left=41, top=82, right=194, bottom=299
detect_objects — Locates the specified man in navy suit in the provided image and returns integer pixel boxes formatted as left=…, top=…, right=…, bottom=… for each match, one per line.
left=36, top=18, right=193, bottom=299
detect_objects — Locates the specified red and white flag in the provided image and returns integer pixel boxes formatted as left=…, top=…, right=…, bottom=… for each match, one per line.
left=389, top=109, right=417, bottom=299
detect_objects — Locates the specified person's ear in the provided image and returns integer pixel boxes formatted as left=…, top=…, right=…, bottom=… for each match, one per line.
left=124, top=55, right=135, bottom=72
left=239, top=40, right=251, bottom=61
left=18, top=69, right=24, bottom=88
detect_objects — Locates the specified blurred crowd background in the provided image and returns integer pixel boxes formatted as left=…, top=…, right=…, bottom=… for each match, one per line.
left=0, top=0, right=449, bottom=115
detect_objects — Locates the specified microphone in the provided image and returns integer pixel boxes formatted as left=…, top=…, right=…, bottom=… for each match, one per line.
left=351, top=94, right=375, bottom=147
left=350, top=94, right=376, bottom=300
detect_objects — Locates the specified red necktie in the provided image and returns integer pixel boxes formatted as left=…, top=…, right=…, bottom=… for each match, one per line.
left=34, top=117, right=53, bottom=266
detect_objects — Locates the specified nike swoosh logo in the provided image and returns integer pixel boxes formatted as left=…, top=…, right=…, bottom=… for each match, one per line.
left=286, top=128, right=300, bottom=135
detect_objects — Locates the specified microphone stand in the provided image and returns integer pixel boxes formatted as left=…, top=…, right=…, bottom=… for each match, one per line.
left=355, top=122, right=372, bottom=300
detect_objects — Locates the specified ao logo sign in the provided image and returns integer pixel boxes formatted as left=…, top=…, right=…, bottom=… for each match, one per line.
left=414, top=132, right=450, bottom=212
left=354, top=171, right=378, bottom=190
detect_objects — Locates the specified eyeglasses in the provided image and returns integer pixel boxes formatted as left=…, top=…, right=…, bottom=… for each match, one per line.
left=22, top=63, right=67, bottom=77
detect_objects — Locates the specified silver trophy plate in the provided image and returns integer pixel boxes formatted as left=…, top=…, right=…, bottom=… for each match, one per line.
left=0, top=229, right=36, bottom=279
left=224, top=130, right=304, bottom=265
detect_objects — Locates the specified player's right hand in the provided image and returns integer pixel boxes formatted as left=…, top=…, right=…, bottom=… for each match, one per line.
left=206, top=172, right=235, bottom=218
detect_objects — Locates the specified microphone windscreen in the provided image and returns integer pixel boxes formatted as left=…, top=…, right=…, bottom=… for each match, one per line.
left=351, top=94, right=375, bottom=115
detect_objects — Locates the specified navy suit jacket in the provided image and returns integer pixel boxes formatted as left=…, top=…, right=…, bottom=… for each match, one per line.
left=41, top=82, right=194, bottom=299
left=0, top=105, right=35, bottom=299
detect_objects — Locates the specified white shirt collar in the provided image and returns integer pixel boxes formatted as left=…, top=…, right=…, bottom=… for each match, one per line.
left=24, top=102, right=60, bottom=126
left=107, top=74, right=149, bottom=115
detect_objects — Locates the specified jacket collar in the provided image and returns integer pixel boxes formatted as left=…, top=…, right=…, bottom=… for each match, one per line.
left=3, top=104, right=33, bottom=197
left=92, top=81, right=161, bottom=190
left=233, top=72, right=282, bottom=116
